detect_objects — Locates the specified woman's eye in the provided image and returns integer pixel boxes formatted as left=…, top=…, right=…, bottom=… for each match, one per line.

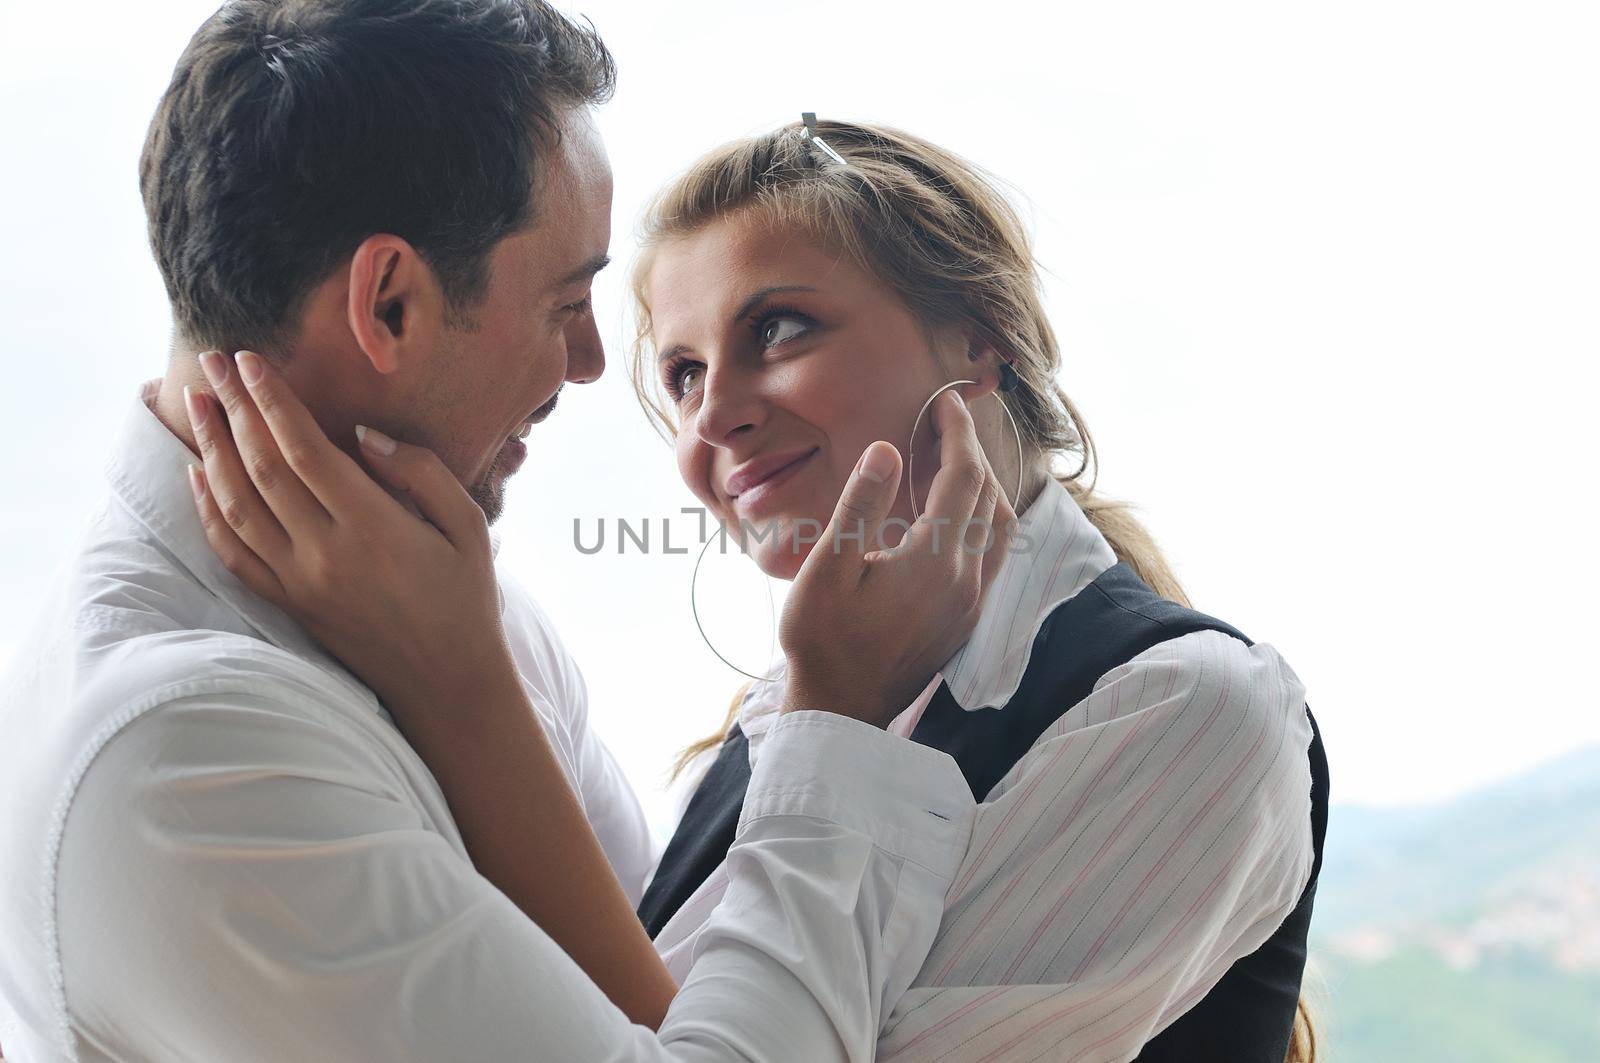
left=760, top=316, right=809, bottom=347
left=668, top=362, right=703, bottom=402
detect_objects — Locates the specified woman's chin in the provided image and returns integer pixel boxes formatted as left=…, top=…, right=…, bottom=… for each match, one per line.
left=729, top=507, right=826, bottom=582
left=752, top=541, right=808, bottom=582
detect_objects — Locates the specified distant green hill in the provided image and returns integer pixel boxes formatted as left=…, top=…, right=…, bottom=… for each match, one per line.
left=1317, top=950, right=1600, bottom=1063
left=1311, top=745, right=1600, bottom=1062
left=1318, top=744, right=1600, bottom=937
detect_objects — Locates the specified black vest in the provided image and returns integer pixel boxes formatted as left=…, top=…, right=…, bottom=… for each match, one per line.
left=638, top=563, right=1329, bottom=1063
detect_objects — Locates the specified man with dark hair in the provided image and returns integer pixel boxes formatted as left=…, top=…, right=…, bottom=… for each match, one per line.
left=0, top=2, right=975, bottom=1059
left=141, top=0, right=619, bottom=524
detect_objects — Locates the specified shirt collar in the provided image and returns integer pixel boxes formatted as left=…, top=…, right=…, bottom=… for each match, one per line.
left=106, top=381, right=375, bottom=697
left=739, top=476, right=1118, bottom=744
left=936, top=476, right=1118, bottom=709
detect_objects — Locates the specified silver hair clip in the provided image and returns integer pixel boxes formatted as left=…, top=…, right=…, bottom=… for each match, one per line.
left=800, top=112, right=848, bottom=167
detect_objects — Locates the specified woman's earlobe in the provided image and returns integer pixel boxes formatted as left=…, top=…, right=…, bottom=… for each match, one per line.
left=962, top=339, right=1012, bottom=396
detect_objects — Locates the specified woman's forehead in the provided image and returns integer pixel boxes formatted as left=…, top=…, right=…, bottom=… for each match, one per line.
left=651, top=214, right=835, bottom=279
left=647, top=223, right=861, bottom=324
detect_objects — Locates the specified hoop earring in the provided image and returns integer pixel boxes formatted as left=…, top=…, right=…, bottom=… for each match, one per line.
left=689, top=381, right=1023, bottom=683
left=690, top=522, right=784, bottom=683
left=907, top=380, right=1025, bottom=521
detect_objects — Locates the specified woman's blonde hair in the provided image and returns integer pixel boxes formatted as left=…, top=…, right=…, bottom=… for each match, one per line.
left=627, top=119, right=1315, bottom=1062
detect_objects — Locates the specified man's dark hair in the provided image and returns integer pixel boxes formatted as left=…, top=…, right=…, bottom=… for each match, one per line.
left=140, top=0, right=615, bottom=353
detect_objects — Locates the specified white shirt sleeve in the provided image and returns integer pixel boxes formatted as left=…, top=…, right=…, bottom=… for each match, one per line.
left=878, top=631, right=1316, bottom=1062
left=496, top=571, right=656, bottom=902
left=56, top=697, right=972, bottom=1063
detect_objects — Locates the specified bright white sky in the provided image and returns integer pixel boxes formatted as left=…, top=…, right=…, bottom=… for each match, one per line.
left=1, top=1, right=1594, bottom=837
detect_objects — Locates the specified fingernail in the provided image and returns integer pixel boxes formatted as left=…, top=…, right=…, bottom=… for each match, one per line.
left=198, top=350, right=227, bottom=388
left=186, top=464, right=206, bottom=502
left=183, top=385, right=209, bottom=429
left=235, top=350, right=264, bottom=386
left=355, top=424, right=396, bottom=456
left=859, top=442, right=895, bottom=483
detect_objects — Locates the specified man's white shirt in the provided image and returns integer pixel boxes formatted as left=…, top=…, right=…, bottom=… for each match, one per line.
left=0, top=385, right=974, bottom=1062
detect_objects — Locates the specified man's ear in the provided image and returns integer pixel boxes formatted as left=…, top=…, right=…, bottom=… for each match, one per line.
left=344, top=234, right=446, bottom=375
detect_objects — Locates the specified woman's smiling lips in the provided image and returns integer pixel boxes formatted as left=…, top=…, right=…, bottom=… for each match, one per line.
left=725, top=447, right=820, bottom=516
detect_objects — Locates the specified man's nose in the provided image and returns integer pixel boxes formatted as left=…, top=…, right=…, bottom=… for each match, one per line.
left=564, top=309, right=605, bottom=385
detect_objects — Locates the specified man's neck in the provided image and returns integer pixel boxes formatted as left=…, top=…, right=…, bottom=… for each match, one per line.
left=150, top=345, right=376, bottom=474
left=150, top=358, right=209, bottom=457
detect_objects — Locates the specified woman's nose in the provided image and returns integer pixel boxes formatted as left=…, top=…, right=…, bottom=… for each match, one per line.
left=693, top=365, right=764, bottom=448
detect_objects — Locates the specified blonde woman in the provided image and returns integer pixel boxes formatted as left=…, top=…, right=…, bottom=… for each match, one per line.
left=628, top=118, right=1327, bottom=1063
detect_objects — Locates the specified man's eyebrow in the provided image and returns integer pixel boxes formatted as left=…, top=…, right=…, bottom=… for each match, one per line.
left=656, top=285, right=819, bottom=364
left=558, top=253, right=611, bottom=288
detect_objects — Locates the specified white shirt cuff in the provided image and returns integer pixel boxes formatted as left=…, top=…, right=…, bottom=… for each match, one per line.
left=741, top=710, right=974, bottom=877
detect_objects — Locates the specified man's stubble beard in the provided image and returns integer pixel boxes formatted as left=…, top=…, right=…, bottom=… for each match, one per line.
left=464, top=385, right=561, bottom=525
left=467, top=460, right=509, bottom=526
